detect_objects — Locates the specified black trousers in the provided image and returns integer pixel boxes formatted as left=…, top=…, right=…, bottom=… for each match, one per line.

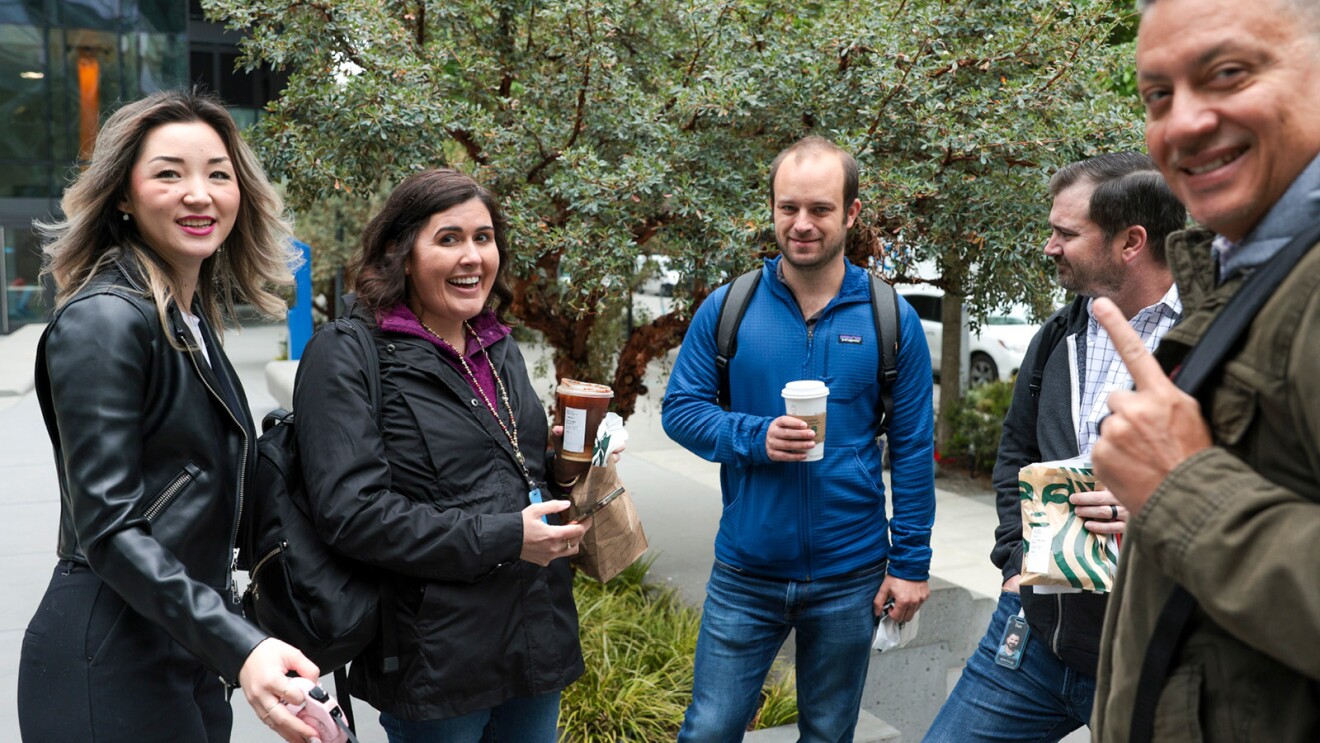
left=18, top=561, right=233, bottom=742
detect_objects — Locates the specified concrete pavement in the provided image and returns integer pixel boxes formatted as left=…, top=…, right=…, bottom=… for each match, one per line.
left=0, top=316, right=1075, bottom=741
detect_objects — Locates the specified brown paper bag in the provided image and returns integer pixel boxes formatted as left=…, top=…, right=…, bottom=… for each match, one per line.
left=1019, top=457, right=1117, bottom=592
left=566, top=460, right=648, bottom=582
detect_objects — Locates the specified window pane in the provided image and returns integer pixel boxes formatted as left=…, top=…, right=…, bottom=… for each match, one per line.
left=219, top=51, right=254, bottom=106
left=61, top=28, right=123, bottom=161
left=57, top=0, right=119, bottom=30
left=0, top=23, right=50, bottom=160
left=138, top=31, right=186, bottom=90
left=4, top=224, right=49, bottom=327
left=0, top=0, right=50, bottom=25
left=138, top=0, right=184, bottom=33
left=0, top=163, right=54, bottom=198
left=190, top=48, right=214, bottom=91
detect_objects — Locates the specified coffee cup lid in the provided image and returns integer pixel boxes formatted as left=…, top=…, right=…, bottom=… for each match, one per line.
left=781, top=380, right=829, bottom=399
left=557, top=378, right=614, bottom=398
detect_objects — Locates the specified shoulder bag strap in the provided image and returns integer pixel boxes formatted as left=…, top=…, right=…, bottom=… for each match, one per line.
left=1129, top=219, right=1320, bottom=743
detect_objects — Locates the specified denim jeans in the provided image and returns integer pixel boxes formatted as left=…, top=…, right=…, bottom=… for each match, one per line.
left=922, top=592, right=1094, bottom=743
left=678, top=559, right=885, bottom=743
left=379, top=690, right=560, bottom=743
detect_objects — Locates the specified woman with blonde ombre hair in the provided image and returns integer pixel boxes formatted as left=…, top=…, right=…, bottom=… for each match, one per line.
left=18, top=89, right=321, bottom=742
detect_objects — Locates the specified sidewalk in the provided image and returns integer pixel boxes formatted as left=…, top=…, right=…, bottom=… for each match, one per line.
left=0, top=319, right=1016, bottom=741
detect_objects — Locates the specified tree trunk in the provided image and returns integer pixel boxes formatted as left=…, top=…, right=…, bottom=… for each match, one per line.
left=937, top=289, right=965, bottom=457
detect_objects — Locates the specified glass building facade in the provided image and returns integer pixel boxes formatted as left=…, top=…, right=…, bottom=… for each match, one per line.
left=0, top=0, right=285, bottom=333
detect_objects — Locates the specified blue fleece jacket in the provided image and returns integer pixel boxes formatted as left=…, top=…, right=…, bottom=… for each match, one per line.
left=662, top=257, right=935, bottom=581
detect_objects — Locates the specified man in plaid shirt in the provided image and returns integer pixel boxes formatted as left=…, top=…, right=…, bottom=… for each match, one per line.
left=924, top=152, right=1186, bottom=742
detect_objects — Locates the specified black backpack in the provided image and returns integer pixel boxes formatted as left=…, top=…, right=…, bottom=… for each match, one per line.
left=240, top=317, right=398, bottom=717
left=714, top=268, right=901, bottom=434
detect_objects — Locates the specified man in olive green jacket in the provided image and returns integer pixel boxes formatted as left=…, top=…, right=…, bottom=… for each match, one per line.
left=1089, top=0, right=1320, bottom=741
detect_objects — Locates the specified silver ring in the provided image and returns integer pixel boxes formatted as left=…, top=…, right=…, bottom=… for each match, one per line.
left=1109, top=505, right=1119, bottom=520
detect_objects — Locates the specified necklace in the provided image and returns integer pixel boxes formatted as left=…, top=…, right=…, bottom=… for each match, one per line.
left=418, top=318, right=529, bottom=476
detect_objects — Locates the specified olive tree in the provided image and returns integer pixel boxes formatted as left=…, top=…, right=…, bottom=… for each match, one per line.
left=207, top=0, right=1139, bottom=442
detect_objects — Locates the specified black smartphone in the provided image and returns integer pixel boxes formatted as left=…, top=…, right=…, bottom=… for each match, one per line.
left=570, top=486, right=625, bottom=524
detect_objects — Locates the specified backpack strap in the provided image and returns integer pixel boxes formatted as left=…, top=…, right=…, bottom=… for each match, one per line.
left=869, top=274, right=900, bottom=436
left=1029, top=295, right=1084, bottom=400
left=332, top=301, right=399, bottom=680
left=334, top=316, right=383, bottom=426
left=715, top=269, right=763, bottom=411
left=1127, top=219, right=1320, bottom=743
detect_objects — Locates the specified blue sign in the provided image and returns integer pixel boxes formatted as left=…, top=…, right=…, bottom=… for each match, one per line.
left=288, top=239, right=313, bottom=360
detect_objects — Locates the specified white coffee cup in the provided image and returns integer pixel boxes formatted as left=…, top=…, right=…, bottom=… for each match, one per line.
left=782, top=380, right=829, bottom=461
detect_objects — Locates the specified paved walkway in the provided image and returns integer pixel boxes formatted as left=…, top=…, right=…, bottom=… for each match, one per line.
left=0, top=318, right=1019, bottom=741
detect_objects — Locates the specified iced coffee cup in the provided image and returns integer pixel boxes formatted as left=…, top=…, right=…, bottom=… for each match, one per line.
left=782, top=380, right=829, bottom=461
left=554, top=379, right=614, bottom=463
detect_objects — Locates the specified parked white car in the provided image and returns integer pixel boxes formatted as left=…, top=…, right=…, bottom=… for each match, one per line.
left=636, top=255, right=682, bottom=296
left=897, top=284, right=1040, bottom=386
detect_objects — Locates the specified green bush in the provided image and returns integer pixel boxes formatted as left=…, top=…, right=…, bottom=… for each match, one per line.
left=561, top=557, right=797, bottom=741
left=941, top=380, right=1015, bottom=476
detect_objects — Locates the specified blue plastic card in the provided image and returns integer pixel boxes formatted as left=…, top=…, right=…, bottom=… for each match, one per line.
left=529, top=487, right=548, bottom=523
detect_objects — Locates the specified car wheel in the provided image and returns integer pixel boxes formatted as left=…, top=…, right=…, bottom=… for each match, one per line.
left=969, top=352, right=998, bottom=386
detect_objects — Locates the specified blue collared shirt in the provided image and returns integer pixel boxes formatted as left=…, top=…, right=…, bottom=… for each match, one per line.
left=1212, top=152, right=1320, bottom=282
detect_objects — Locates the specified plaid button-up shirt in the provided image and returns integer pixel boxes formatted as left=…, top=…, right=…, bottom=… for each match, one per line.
left=1076, top=285, right=1183, bottom=455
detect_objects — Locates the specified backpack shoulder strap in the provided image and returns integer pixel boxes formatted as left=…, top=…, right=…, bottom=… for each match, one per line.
left=330, top=300, right=396, bottom=679
left=715, top=269, right=763, bottom=411
left=1029, top=295, right=1085, bottom=400
left=336, top=317, right=382, bottom=426
left=333, top=292, right=382, bottom=424
left=869, top=274, right=900, bottom=435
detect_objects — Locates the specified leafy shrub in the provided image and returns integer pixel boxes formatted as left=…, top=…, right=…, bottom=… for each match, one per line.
left=941, top=380, right=1015, bottom=476
left=561, top=557, right=797, bottom=741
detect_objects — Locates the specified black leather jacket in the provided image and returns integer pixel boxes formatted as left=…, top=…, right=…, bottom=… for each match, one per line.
left=35, top=261, right=268, bottom=684
left=293, top=310, right=584, bottom=720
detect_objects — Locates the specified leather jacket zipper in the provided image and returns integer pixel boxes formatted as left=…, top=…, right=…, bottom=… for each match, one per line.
left=144, top=465, right=197, bottom=521
left=180, top=331, right=250, bottom=604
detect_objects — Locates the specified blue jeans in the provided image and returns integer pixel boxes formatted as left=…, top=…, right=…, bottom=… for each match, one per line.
left=379, top=691, right=561, bottom=743
left=679, top=560, right=885, bottom=743
left=923, top=592, right=1094, bottom=743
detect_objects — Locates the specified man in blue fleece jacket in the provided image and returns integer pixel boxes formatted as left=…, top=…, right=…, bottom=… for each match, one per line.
left=663, top=136, right=936, bottom=742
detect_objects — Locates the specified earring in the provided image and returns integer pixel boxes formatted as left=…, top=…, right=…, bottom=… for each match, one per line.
left=121, top=212, right=130, bottom=222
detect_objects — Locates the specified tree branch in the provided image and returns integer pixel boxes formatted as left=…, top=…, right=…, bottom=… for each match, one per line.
left=662, top=1, right=735, bottom=116
left=528, top=5, right=594, bottom=185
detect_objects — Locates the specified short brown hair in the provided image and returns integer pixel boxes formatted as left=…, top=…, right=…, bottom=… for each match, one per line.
left=1048, top=152, right=1185, bottom=264
left=768, top=136, right=859, bottom=209
left=353, top=169, right=513, bottom=323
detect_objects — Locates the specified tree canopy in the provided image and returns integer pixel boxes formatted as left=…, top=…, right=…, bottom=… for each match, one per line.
left=207, top=0, right=1142, bottom=423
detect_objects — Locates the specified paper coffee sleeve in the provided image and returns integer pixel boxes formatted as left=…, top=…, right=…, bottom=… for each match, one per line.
left=1019, top=457, right=1117, bottom=593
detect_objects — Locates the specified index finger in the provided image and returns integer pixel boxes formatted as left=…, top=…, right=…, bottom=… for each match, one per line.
left=1092, top=298, right=1172, bottom=391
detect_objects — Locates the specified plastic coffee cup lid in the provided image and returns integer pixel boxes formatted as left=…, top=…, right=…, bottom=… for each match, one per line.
left=781, top=380, right=829, bottom=399
left=557, top=378, right=614, bottom=398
